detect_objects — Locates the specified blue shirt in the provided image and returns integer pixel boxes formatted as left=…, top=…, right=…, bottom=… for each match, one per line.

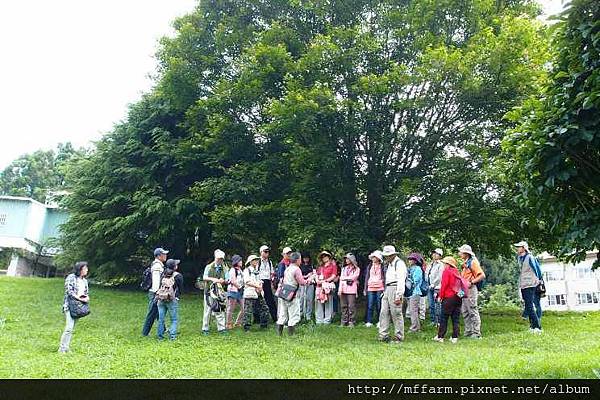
left=408, top=265, right=424, bottom=297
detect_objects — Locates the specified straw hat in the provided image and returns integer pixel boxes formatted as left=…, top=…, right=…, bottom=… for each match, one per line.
left=318, top=250, right=333, bottom=260
left=441, top=256, right=458, bottom=268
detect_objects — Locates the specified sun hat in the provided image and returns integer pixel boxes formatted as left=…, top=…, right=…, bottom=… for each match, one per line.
left=457, top=244, right=475, bottom=257
left=231, top=254, right=243, bottom=266
left=513, top=241, right=529, bottom=252
left=369, top=250, right=383, bottom=262
left=407, top=252, right=425, bottom=266
left=214, top=249, right=225, bottom=259
left=344, top=253, right=358, bottom=267
left=245, top=254, right=260, bottom=266
left=381, top=245, right=399, bottom=257
left=441, top=256, right=458, bottom=268
left=432, top=248, right=443, bottom=257
left=318, top=250, right=333, bottom=259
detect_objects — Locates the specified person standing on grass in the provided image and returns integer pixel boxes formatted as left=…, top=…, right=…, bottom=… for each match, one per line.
left=243, top=255, right=271, bottom=331
left=142, top=247, right=169, bottom=336
left=299, top=253, right=316, bottom=322
left=425, top=249, right=444, bottom=326
left=378, top=245, right=407, bottom=343
left=59, top=261, right=89, bottom=353
left=275, top=252, right=310, bottom=336
left=257, top=245, right=278, bottom=322
left=315, top=251, right=338, bottom=324
left=363, top=250, right=385, bottom=328
left=202, top=249, right=229, bottom=335
left=157, top=259, right=183, bottom=341
left=275, top=246, right=293, bottom=289
left=458, top=244, right=485, bottom=339
left=514, top=241, right=543, bottom=334
left=338, top=253, right=360, bottom=327
left=225, top=254, right=245, bottom=330
left=433, top=256, right=464, bottom=344
left=406, top=253, right=425, bottom=332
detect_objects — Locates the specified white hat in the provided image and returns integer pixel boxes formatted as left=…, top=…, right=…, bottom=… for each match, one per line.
left=281, top=246, right=293, bottom=255
left=457, top=244, right=475, bottom=257
left=381, top=245, right=399, bottom=257
left=432, top=248, right=443, bottom=256
left=369, top=250, right=383, bottom=262
left=259, top=245, right=270, bottom=253
left=245, top=254, right=260, bottom=266
left=214, top=249, right=225, bottom=259
left=513, top=241, right=529, bottom=252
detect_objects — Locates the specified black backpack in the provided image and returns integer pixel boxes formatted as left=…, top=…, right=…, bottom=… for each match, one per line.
left=140, top=266, right=152, bottom=291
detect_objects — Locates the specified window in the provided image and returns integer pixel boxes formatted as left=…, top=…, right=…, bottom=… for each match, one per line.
left=575, top=266, right=594, bottom=279
left=543, top=269, right=564, bottom=281
left=547, top=294, right=567, bottom=306
left=576, top=292, right=600, bottom=305
left=0, top=213, right=6, bottom=226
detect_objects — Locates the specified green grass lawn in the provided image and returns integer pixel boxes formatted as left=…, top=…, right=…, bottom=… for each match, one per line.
left=0, top=276, right=598, bottom=378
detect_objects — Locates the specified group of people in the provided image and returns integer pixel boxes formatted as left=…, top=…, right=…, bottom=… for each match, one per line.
left=58, top=240, right=544, bottom=351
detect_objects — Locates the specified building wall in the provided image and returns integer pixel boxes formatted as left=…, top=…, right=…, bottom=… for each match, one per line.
left=0, top=198, right=30, bottom=240
left=541, top=252, right=600, bottom=312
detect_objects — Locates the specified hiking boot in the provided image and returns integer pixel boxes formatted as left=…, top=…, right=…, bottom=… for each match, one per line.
left=287, top=325, right=295, bottom=336
left=276, top=324, right=284, bottom=336
left=391, top=336, right=403, bottom=344
left=202, top=330, right=210, bottom=336
left=379, top=336, right=390, bottom=343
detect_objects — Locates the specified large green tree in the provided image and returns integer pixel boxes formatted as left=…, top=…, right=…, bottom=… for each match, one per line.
left=61, top=0, right=550, bottom=279
left=501, top=0, right=600, bottom=267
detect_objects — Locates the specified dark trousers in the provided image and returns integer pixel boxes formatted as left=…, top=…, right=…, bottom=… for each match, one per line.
left=521, top=286, right=542, bottom=329
left=437, top=295, right=462, bottom=339
left=254, top=279, right=277, bottom=322
left=142, top=291, right=158, bottom=336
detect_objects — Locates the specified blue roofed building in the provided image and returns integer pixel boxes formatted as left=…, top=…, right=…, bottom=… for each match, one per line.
left=0, top=195, right=69, bottom=277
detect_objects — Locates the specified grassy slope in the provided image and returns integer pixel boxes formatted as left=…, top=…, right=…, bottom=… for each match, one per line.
left=0, top=276, right=598, bottom=378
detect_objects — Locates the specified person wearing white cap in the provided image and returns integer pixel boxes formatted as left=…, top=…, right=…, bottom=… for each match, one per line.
left=363, top=250, right=385, bottom=328
left=425, top=248, right=444, bottom=326
left=378, top=245, right=407, bottom=342
left=201, top=249, right=229, bottom=334
left=275, top=252, right=311, bottom=336
left=458, top=244, right=485, bottom=339
left=142, top=247, right=169, bottom=336
left=257, top=245, right=277, bottom=322
left=514, top=241, right=543, bottom=333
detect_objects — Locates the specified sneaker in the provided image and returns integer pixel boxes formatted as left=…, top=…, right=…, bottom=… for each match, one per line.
left=376, top=322, right=380, bottom=329
left=532, top=328, right=542, bottom=334
left=432, top=336, right=444, bottom=343
left=379, top=336, right=391, bottom=343
left=365, top=322, right=373, bottom=328
left=391, top=336, right=403, bottom=343
left=218, top=330, right=228, bottom=335
left=450, top=338, right=458, bottom=344
left=202, top=330, right=210, bottom=336
left=348, top=322, right=355, bottom=328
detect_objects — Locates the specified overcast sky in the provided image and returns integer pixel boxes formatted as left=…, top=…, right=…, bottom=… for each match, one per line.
left=0, top=0, right=566, bottom=169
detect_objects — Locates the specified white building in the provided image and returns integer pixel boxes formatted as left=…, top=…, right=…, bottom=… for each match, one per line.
left=540, top=251, right=600, bottom=311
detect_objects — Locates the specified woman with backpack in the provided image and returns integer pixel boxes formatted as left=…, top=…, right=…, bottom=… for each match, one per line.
left=226, top=255, right=245, bottom=330
left=433, top=256, right=466, bottom=343
left=156, top=259, right=183, bottom=340
left=59, top=261, right=90, bottom=353
left=406, top=253, right=425, bottom=333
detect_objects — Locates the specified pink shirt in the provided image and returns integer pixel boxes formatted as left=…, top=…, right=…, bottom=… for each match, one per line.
left=367, top=264, right=384, bottom=292
left=339, top=265, right=360, bottom=294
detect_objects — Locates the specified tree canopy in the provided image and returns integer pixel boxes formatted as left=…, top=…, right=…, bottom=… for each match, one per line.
left=501, top=0, right=600, bottom=268
left=58, top=0, right=552, bottom=278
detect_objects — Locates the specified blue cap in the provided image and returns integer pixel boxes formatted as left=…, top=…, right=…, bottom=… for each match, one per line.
left=154, top=247, right=169, bottom=257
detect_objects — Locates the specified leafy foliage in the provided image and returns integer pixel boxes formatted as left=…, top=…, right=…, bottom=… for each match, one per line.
left=501, top=0, right=600, bottom=268
left=59, top=0, right=550, bottom=278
